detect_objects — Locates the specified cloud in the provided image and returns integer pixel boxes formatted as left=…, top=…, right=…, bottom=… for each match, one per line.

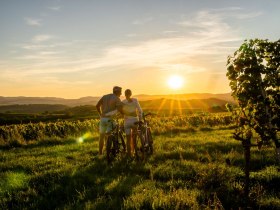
left=235, top=12, right=263, bottom=19
left=177, top=8, right=247, bottom=40
left=24, top=17, right=42, bottom=26
left=159, top=64, right=205, bottom=73
left=179, top=7, right=262, bottom=28
left=39, top=76, right=91, bottom=85
left=132, top=17, right=154, bottom=25
left=48, top=6, right=61, bottom=11
left=32, top=35, right=53, bottom=42
left=126, top=33, right=138, bottom=37
left=11, top=34, right=239, bottom=78
left=162, top=31, right=179, bottom=34
left=6, top=8, right=252, bottom=80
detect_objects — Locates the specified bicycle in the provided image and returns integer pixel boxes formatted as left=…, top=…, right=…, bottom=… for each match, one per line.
left=133, top=112, right=154, bottom=160
left=106, top=118, right=126, bottom=164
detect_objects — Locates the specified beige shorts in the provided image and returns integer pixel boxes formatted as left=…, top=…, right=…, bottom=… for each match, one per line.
left=99, top=118, right=115, bottom=134
left=124, top=117, right=138, bottom=135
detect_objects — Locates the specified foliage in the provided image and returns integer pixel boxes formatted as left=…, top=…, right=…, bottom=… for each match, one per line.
left=226, top=39, right=280, bottom=148
left=226, top=38, right=280, bottom=205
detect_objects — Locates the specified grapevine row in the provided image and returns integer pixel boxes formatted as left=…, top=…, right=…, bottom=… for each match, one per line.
left=0, top=113, right=233, bottom=147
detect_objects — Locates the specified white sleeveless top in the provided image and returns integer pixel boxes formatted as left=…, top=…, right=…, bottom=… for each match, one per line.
left=122, top=98, right=143, bottom=120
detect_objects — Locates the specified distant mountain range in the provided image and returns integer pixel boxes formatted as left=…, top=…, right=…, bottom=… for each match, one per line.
left=0, top=93, right=234, bottom=106
left=0, top=93, right=235, bottom=113
left=0, top=96, right=99, bottom=106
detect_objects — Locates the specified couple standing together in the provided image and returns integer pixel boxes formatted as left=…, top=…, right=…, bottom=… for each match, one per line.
left=96, top=86, right=143, bottom=157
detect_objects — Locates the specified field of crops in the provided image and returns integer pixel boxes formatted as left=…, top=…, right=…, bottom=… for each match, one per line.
left=0, top=113, right=232, bottom=148
left=0, top=113, right=279, bottom=209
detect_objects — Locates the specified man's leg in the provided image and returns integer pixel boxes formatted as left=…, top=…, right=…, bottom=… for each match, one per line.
left=98, top=118, right=108, bottom=156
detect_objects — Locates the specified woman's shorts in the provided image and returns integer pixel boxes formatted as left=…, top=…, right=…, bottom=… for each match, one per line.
left=124, top=117, right=139, bottom=135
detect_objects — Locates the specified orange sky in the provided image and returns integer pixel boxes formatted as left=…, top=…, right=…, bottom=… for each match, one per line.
left=1, top=1, right=279, bottom=98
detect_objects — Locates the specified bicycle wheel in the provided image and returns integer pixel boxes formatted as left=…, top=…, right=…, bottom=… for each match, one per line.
left=118, top=131, right=126, bottom=154
left=134, top=132, right=145, bottom=160
left=147, top=128, right=153, bottom=154
left=106, top=135, right=116, bottom=164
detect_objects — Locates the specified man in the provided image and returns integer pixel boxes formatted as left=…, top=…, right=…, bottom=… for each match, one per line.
left=96, top=86, right=123, bottom=156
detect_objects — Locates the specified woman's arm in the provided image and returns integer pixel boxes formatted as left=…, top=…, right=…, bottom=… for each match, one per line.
left=135, top=99, right=143, bottom=121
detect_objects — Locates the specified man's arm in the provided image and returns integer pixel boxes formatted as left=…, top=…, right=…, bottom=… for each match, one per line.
left=95, top=97, right=103, bottom=117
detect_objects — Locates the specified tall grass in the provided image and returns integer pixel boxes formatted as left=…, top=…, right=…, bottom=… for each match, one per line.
left=0, top=129, right=279, bottom=209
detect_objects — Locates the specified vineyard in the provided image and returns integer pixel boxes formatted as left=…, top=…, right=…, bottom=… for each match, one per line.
left=0, top=113, right=233, bottom=148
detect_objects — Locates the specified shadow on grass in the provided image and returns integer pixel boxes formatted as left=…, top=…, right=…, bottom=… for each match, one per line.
left=153, top=140, right=278, bottom=170
left=0, top=137, right=97, bottom=151
left=2, top=157, right=148, bottom=210
left=153, top=141, right=243, bottom=162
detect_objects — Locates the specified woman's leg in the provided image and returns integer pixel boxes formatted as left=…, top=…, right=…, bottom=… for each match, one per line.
left=126, top=132, right=132, bottom=157
left=132, top=129, right=137, bottom=156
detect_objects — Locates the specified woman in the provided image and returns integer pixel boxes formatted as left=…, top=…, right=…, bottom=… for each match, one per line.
left=122, top=89, right=143, bottom=157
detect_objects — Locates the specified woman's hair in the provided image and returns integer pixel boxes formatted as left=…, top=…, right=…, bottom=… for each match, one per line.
left=125, top=89, right=132, bottom=96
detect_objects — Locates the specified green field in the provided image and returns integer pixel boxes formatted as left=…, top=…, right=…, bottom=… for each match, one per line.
left=1, top=128, right=279, bottom=209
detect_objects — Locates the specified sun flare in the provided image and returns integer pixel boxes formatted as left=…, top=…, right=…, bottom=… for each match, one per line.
left=167, top=75, right=184, bottom=90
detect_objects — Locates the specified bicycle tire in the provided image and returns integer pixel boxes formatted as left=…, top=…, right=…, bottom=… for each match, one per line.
left=106, top=135, right=115, bottom=163
left=118, top=131, right=126, bottom=154
left=147, top=128, right=153, bottom=154
left=135, top=132, right=145, bottom=160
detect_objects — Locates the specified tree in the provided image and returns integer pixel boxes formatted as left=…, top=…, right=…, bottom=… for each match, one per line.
left=226, top=39, right=280, bottom=205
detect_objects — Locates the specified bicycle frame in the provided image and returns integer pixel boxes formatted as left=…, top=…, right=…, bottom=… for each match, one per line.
left=106, top=118, right=126, bottom=164
left=134, top=113, right=154, bottom=160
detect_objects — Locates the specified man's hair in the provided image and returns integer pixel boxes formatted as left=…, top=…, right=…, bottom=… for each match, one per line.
left=113, top=86, right=122, bottom=94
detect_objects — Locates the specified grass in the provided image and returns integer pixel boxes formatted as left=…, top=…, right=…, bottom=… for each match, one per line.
left=0, top=129, right=279, bottom=209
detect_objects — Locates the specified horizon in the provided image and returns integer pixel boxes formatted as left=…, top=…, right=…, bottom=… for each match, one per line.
left=1, top=1, right=280, bottom=98
left=0, top=92, right=232, bottom=100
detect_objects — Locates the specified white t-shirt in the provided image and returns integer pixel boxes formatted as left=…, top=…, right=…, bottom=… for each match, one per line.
left=122, top=98, right=143, bottom=120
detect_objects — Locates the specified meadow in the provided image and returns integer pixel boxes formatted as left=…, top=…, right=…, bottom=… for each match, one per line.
left=0, top=114, right=279, bottom=209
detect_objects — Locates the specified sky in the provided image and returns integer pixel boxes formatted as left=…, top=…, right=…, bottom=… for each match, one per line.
left=0, top=0, right=279, bottom=98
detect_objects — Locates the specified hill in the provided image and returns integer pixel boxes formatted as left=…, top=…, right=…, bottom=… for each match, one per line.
left=0, top=104, right=68, bottom=114
left=0, top=96, right=99, bottom=106
left=0, top=93, right=235, bottom=115
left=139, top=98, right=231, bottom=113
left=136, top=93, right=234, bottom=102
left=0, top=93, right=234, bottom=106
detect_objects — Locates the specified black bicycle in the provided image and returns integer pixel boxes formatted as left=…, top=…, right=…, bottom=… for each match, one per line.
left=106, top=118, right=126, bottom=164
left=134, top=113, right=154, bottom=160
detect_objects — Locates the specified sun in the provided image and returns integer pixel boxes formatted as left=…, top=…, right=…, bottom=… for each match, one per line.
left=167, top=75, right=184, bottom=89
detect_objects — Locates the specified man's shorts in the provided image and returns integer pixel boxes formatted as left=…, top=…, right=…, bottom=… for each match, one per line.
left=124, top=117, right=139, bottom=135
left=99, top=118, right=115, bottom=134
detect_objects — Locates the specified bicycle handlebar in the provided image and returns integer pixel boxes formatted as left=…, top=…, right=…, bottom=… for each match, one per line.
left=143, top=112, right=156, bottom=117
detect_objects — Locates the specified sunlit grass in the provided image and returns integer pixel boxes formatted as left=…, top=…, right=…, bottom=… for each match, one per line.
left=0, top=171, right=30, bottom=194
left=0, top=129, right=279, bottom=209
